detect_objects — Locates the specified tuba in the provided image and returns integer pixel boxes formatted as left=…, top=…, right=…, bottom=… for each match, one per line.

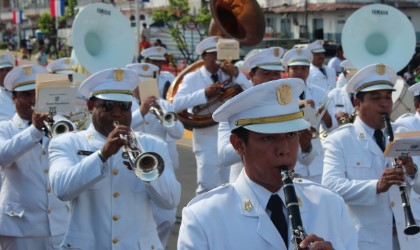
left=342, top=4, right=415, bottom=73
left=71, top=3, right=135, bottom=74
left=166, top=0, right=265, bottom=130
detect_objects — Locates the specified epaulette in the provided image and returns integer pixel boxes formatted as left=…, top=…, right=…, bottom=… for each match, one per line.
left=187, top=183, right=231, bottom=206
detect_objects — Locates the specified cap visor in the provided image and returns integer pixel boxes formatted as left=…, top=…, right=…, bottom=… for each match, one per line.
left=0, top=64, right=13, bottom=69
left=312, top=49, right=326, bottom=53
left=148, top=56, right=166, bottom=61
left=244, top=118, right=310, bottom=134
left=359, top=84, right=396, bottom=93
left=205, top=48, right=218, bottom=53
left=14, top=83, right=36, bottom=92
left=95, top=93, right=134, bottom=102
left=288, top=62, right=310, bottom=67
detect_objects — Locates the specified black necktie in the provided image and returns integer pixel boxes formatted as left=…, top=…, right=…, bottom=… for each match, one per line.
left=211, top=74, right=219, bottom=83
left=299, top=91, right=305, bottom=100
left=374, top=129, right=385, bottom=152
left=319, top=67, right=326, bottom=76
left=350, top=93, right=355, bottom=107
left=267, top=194, right=288, bottom=247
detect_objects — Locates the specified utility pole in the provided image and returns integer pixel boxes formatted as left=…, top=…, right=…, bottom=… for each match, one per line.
left=13, top=0, right=21, bottom=50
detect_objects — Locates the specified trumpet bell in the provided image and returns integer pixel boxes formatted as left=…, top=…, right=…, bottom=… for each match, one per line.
left=162, top=112, right=177, bottom=128
left=133, top=152, right=164, bottom=182
left=342, top=4, right=416, bottom=72
left=52, top=120, right=74, bottom=137
left=72, top=3, right=135, bottom=73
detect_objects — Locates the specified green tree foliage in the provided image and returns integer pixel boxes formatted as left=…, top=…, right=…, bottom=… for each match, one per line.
left=152, top=0, right=211, bottom=64
left=37, top=13, right=55, bottom=37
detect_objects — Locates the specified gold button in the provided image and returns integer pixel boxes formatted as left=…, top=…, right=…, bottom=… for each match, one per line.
left=66, top=243, right=71, bottom=247
left=113, top=215, right=119, bottom=221
left=151, top=245, right=155, bottom=249
left=112, top=238, right=119, bottom=244
left=47, top=187, right=51, bottom=193
left=356, top=162, right=360, bottom=166
left=42, top=150, right=46, bottom=155
left=113, top=192, right=120, bottom=198
left=112, top=169, right=118, bottom=175
left=145, top=121, right=150, bottom=125
left=44, top=169, right=49, bottom=174
left=391, top=201, right=395, bottom=207
left=47, top=208, right=51, bottom=214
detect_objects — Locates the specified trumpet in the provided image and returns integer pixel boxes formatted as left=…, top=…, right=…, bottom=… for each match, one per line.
left=149, top=103, right=178, bottom=128
left=113, top=121, right=164, bottom=182
left=383, top=113, right=420, bottom=235
left=42, top=113, right=74, bottom=138
left=300, top=94, right=332, bottom=138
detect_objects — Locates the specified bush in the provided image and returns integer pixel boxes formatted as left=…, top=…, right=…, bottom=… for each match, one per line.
left=0, top=43, right=7, bottom=49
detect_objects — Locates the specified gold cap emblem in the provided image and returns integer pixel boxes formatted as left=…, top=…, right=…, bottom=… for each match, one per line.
left=65, top=58, right=71, bottom=65
left=0, top=55, right=4, bottom=60
left=23, top=66, right=32, bottom=75
left=244, top=200, right=253, bottom=212
left=157, top=47, right=163, bottom=53
left=277, top=84, right=292, bottom=105
left=114, top=68, right=124, bottom=81
left=376, top=64, right=386, bottom=75
left=274, top=48, right=279, bottom=57
left=142, top=64, right=149, bottom=71
left=296, top=49, right=302, bottom=55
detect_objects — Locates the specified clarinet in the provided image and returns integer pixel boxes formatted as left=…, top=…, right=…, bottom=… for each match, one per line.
left=280, top=168, right=310, bottom=250
left=382, top=113, right=420, bottom=235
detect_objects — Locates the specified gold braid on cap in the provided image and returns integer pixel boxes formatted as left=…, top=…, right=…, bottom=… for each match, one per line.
left=13, top=80, right=35, bottom=90
left=355, top=80, right=394, bottom=93
left=235, top=111, right=304, bottom=126
left=288, top=59, right=310, bottom=65
left=91, top=89, right=133, bottom=96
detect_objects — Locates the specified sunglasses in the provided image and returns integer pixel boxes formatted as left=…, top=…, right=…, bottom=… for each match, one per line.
left=97, top=100, right=132, bottom=112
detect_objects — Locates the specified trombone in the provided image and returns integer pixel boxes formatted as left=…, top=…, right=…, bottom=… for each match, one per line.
left=114, top=121, right=164, bottom=182
left=149, top=102, right=178, bottom=128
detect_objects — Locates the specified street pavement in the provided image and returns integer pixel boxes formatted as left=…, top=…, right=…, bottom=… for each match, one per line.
left=166, top=136, right=197, bottom=249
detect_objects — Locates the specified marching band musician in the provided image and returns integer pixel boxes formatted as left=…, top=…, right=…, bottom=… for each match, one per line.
left=48, top=68, right=181, bottom=250
left=178, top=78, right=358, bottom=250
left=141, top=46, right=175, bottom=99
left=394, top=82, right=420, bottom=226
left=218, top=47, right=318, bottom=183
left=325, top=60, right=357, bottom=132
left=127, top=62, right=184, bottom=247
left=0, top=64, right=70, bottom=250
left=173, top=36, right=252, bottom=195
left=281, top=48, right=333, bottom=183
left=306, top=40, right=337, bottom=92
left=0, top=53, right=16, bottom=121
left=322, top=64, right=420, bottom=250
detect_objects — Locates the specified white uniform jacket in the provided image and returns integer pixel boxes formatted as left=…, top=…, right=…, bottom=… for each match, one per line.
left=178, top=170, right=358, bottom=250
left=0, top=114, right=69, bottom=237
left=217, top=122, right=318, bottom=183
left=158, top=71, right=175, bottom=99
left=0, top=87, right=15, bottom=121
left=172, top=65, right=251, bottom=152
left=48, top=125, right=181, bottom=250
left=131, top=98, right=184, bottom=170
left=307, top=64, right=336, bottom=92
left=322, top=117, right=420, bottom=250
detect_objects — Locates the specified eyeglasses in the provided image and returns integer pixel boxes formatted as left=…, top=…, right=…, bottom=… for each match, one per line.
left=97, top=100, right=132, bottom=112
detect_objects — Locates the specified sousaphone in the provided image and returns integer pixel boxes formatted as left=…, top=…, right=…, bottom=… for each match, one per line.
left=166, top=0, right=266, bottom=130
left=72, top=3, right=135, bottom=73
left=341, top=4, right=416, bottom=120
left=342, top=4, right=415, bottom=73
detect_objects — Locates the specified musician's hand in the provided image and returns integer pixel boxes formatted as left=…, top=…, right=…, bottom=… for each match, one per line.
left=305, top=99, right=315, bottom=108
left=101, top=124, right=131, bottom=160
left=140, top=96, right=158, bottom=117
left=335, top=112, right=350, bottom=124
left=321, top=110, right=332, bottom=129
left=300, top=234, right=334, bottom=250
left=220, top=61, right=239, bottom=77
left=397, top=156, right=417, bottom=177
left=32, top=113, right=50, bottom=131
left=377, top=167, right=405, bottom=193
left=299, top=129, right=313, bottom=152
left=205, top=82, right=224, bottom=98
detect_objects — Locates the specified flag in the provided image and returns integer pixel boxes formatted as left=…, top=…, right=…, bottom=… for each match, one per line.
left=143, top=0, right=150, bottom=2
left=50, top=0, right=65, bottom=17
left=12, top=10, right=23, bottom=24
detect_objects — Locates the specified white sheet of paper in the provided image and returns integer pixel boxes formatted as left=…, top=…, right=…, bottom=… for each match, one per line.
left=384, top=131, right=420, bottom=157
left=217, top=38, right=240, bottom=61
left=35, top=73, right=76, bottom=114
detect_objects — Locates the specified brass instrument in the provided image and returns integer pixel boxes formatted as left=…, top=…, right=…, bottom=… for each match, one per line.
left=166, top=0, right=265, bottom=130
left=114, top=121, right=164, bottom=182
left=301, top=94, right=332, bottom=139
left=41, top=110, right=75, bottom=138
left=383, top=113, right=420, bottom=235
left=280, top=168, right=311, bottom=250
left=337, top=108, right=358, bottom=126
left=149, top=103, right=178, bottom=128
